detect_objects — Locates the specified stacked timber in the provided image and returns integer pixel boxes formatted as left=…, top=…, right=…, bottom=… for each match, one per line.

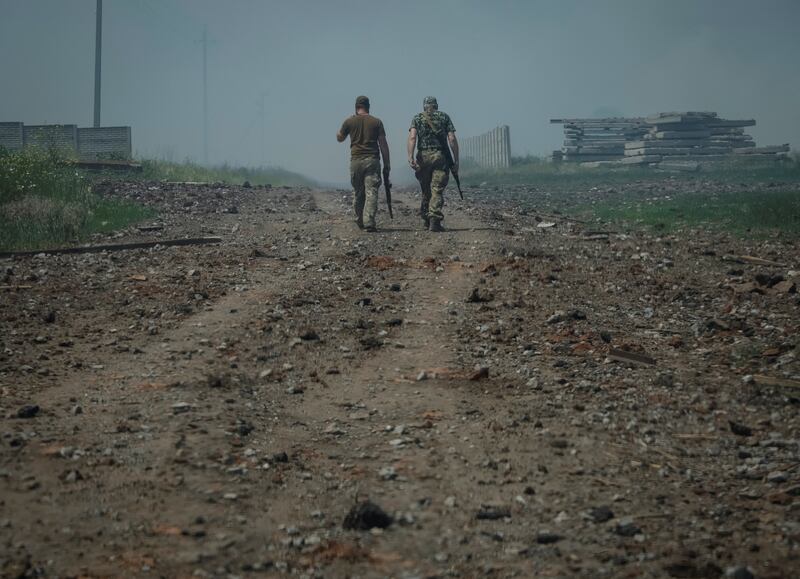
left=550, top=118, right=647, bottom=162
left=623, top=112, right=758, bottom=164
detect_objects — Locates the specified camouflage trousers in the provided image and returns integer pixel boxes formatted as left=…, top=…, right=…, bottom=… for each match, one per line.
left=350, top=156, right=381, bottom=228
left=415, top=149, right=449, bottom=222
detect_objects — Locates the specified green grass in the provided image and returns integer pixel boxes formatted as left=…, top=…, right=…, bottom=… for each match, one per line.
left=0, top=148, right=317, bottom=251
left=460, top=156, right=656, bottom=187
left=584, top=189, right=800, bottom=237
left=461, top=154, right=800, bottom=238
left=1, top=151, right=315, bottom=252
left=134, top=159, right=316, bottom=187
left=83, top=197, right=155, bottom=234
left=460, top=154, right=800, bottom=188
left=0, top=147, right=154, bottom=252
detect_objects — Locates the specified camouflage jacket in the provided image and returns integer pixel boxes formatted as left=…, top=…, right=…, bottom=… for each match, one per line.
left=410, top=111, right=456, bottom=151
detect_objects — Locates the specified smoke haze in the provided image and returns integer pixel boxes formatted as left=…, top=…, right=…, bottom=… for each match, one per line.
left=2, top=0, right=798, bottom=183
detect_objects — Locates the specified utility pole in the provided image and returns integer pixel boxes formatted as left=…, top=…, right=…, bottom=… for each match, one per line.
left=257, top=92, right=267, bottom=167
left=200, top=25, right=208, bottom=165
left=93, top=0, right=102, bottom=127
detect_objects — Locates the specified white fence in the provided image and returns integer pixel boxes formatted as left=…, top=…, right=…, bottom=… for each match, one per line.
left=462, top=125, right=511, bottom=168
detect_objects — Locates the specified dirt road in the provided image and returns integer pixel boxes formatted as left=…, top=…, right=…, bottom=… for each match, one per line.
left=1, top=182, right=798, bottom=578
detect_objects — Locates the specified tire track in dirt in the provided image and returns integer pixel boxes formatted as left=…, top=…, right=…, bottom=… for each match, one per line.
left=282, top=191, right=548, bottom=577
left=2, top=188, right=518, bottom=577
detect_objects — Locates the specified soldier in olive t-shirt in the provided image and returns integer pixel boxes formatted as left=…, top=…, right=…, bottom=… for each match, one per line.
left=337, top=95, right=391, bottom=232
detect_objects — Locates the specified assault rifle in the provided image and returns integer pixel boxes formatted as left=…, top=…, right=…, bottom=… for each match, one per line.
left=442, top=144, right=464, bottom=200
left=424, top=113, right=463, bottom=200
left=383, top=167, right=393, bottom=219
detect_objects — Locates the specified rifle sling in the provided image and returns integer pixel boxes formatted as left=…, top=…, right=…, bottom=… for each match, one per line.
left=423, top=114, right=463, bottom=199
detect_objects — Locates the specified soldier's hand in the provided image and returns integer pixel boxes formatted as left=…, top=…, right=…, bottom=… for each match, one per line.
left=409, top=157, right=419, bottom=171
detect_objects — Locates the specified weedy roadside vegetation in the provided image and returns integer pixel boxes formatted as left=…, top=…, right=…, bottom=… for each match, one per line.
left=0, top=151, right=315, bottom=252
left=586, top=189, right=800, bottom=237
left=461, top=153, right=800, bottom=188
left=462, top=153, right=800, bottom=237
left=135, top=159, right=315, bottom=188
left=0, top=147, right=152, bottom=251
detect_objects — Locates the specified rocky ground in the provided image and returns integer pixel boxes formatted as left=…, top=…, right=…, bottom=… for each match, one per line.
left=0, top=178, right=798, bottom=578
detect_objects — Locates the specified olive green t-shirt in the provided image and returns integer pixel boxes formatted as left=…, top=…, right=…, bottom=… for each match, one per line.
left=339, top=114, right=385, bottom=159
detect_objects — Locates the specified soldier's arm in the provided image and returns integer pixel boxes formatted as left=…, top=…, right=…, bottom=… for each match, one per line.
left=336, top=119, right=349, bottom=142
left=448, top=131, right=459, bottom=170
left=378, top=134, right=390, bottom=171
left=407, top=128, right=418, bottom=168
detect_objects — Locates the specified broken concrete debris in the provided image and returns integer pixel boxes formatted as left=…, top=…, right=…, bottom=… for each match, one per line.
left=1, top=178, right=795, bottom=577
left=16, top=405, right=40, bottom=419
left=608, top=347, right=656, bottom=366
left=342, top=500, right=393, bottom=530
left=550, top=111, right=790, bottom=168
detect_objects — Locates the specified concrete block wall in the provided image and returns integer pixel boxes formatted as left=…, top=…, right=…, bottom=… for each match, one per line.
left=0, top=122, right=24, bottom=151
left=23, top=124, right=79, bottom=153
left=0, top=122, right=132, bottom=160
left=77, top=126, right=132, bottom=160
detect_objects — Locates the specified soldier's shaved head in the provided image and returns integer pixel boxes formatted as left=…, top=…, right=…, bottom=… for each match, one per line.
left=355, top=95, right=370, bottom=111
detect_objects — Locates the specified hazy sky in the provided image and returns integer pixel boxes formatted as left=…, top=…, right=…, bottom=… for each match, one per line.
left=2, top=0, right=799, bottom=183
